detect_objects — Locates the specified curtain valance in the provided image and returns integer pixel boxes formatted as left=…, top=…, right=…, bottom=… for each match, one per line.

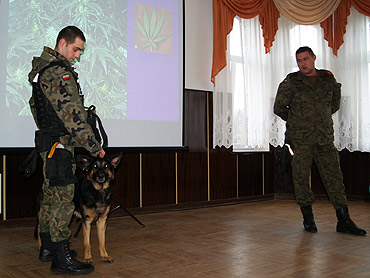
left=272, top=0, right=341, bottom=25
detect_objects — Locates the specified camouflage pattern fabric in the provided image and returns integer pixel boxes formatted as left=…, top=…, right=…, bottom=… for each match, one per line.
left=274, top=70, right=341, bottom=145
left=39, top=146, right=75, bottom=242
left=29, top=47, right=102, bottom=242
left=274, top=69, right=347, bottom=209
left=28, top=47, right=101, bottom=157
left=291, top=143, right=347, bottom=209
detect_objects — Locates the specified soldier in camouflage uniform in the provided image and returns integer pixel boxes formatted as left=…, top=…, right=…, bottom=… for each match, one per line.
left=274, top=46, right=366, bottom=236
left=28, top=26, right=105, bottom=275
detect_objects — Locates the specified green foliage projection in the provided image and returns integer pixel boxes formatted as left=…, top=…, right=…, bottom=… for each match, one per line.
left=6, top=0, right=127, bottom=119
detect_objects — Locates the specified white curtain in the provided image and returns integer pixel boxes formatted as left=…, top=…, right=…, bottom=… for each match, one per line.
left=213, top=7, right=370, bottom=152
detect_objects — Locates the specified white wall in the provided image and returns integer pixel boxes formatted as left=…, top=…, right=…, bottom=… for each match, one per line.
left=184, top=0, right=214, bottom=91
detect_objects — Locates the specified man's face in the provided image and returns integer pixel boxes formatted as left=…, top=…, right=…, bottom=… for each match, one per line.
left=57, top=37, right=85, bottom=63
left=296, top=51, right=316, bottom=76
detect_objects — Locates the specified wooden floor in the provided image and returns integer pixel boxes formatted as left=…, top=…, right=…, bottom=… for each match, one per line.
left=1, top=200, right=370, bottom=278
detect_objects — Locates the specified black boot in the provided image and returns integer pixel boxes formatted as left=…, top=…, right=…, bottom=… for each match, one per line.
left=336, top=207, right=367, bottom=236
left=39, top=233, right=77, bottom=262
left=300, top=205, right=318, bottom=233
left=50, top=240, right=94, bottom=275
left=39, top=233, right=54, bottom=262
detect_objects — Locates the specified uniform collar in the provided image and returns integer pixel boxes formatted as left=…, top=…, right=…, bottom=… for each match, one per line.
left=296, top=69, right=321, bottom=89
left=41, top=46, right=72, bottom=67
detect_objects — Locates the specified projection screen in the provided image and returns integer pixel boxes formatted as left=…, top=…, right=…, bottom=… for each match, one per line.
left=0, top=0, right=184, bottom=149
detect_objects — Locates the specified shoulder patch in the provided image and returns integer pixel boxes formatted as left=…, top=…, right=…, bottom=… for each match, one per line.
left=322, top=70, right=333, bottom=77
left=63, top=74, right=71, bottom=81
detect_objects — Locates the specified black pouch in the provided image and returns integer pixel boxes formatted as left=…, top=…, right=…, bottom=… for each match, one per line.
left=46, top=148, right=76, bottom=187
left=277, top=142, right=294, bottom=179
left=35, top=129, right=52, bottom=152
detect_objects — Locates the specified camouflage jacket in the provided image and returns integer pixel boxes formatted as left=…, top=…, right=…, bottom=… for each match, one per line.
left=28, top=47, right=101, bottom=157
left=273, top=69, right=341, bottom=145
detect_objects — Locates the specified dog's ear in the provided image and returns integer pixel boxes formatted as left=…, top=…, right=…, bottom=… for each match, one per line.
left=76, top=155, right=92, bottom=171
left=82, top=157, right=92, bottom=169
left=110, top=152, right=122, bottom=168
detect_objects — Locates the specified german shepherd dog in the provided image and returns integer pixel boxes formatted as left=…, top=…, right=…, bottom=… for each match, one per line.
left=74, top=152, right=122, bottom=264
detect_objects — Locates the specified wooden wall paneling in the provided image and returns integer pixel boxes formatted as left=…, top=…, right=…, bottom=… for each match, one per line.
left=263, top=150, right=275, bottom=195
left=209, top=147, right=237, bottom=200
left=142, top=153, right=176, bottom=207
left=177, top=89, right=208, bottom=204
left=111, top=153, right=140, bottom=209
left=340, top=150, right=370, bottom=200
left=5, top=153, right=43, bottom=219
left=238, top=153, right=263, bottom=197
left=177, top=152, right=208, bottom=203
left=183, top=89, right=207, bottom=152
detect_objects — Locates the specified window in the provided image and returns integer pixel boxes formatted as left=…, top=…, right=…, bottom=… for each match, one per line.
left=214, top=7, right=370, bottom=152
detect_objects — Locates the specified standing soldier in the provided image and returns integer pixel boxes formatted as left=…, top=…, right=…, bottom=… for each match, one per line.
left=274, top=46, right=366, bottom=236
left=28, top=26, right=105, bottom=275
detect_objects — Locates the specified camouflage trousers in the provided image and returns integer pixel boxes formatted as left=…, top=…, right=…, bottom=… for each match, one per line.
left=39, top=145, right=75, bottom=242
left=291, top=142, right=347, bottom=209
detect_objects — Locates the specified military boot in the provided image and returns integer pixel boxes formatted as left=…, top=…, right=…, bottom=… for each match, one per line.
left=336, top=207, right=366, bottom=236
left=300, top=205, right=318, bottom=233
left=39, top=233, right=77, bottom=262
left=50, top=240, right=94, bottom=275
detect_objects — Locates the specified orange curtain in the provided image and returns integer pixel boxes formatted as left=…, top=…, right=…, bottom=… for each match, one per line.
left=321, top=0, right=370, bottom=55
left=211, top=0, right=279, bottom=84
left=320, top=0, right=351, bottom=56
left=259, top=1, right=280, bottom=53
left=351, top=0, right=370, bottom=14
left=212, top=0, right=370, bottom=84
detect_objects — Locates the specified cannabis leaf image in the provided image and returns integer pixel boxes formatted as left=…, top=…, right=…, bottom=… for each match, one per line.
left=136, top=7, right=169, bottom=52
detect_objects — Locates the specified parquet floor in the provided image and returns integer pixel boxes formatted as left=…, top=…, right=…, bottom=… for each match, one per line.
left=1, top=200, right=370, bottom=278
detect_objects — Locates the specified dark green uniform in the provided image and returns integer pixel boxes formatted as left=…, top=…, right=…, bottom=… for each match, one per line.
left=28, top=47, right=101, bottom=242
left=274, top=69, right=347, bottom=209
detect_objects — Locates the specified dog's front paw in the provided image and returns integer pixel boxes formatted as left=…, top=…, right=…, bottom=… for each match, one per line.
left=83, top=257, right=93, bottom=264
left=102, top=256, right=114, bottom=263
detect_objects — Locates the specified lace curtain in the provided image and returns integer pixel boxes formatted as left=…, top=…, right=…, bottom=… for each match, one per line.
left=213, top=7, right=370, bottom=152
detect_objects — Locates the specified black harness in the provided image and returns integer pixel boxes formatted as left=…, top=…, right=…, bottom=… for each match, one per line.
left=32, top=61, right=70, bottom=136
left=19, top=61, right=108, bottom=177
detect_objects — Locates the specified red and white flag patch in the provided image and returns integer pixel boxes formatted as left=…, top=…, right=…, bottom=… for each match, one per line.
left=63, top=74, right=71, bottom=81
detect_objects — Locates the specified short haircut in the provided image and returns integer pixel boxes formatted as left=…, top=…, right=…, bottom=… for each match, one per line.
left=55, top=26, right=85, bottom=47
left=296, top=46, right=315, bottom=57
